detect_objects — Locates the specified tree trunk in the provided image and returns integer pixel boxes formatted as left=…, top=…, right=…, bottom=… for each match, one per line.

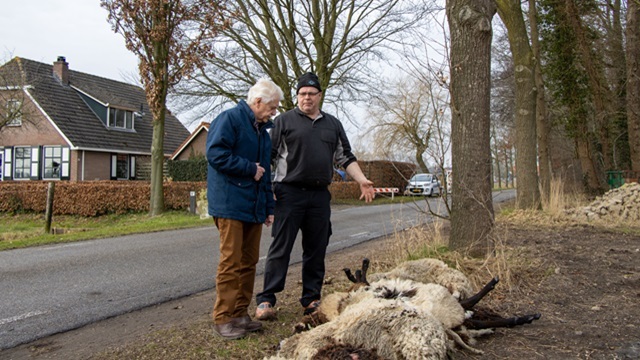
left=150, top=112, right=166, bottom=216
left=491, top=125, right=502, bottom=188
left=528, top=0, right=551, bottom=202
left=496, top=0, right=540, bottom=209
left=609, top=0, right=629, bottom=170
left=565, top=0, right=611, bottom=186
left=415, top=148, right=429, bottom=173
left=627, top=0, right=640, bottom=172
left=447, top=0, right=496, bottom=258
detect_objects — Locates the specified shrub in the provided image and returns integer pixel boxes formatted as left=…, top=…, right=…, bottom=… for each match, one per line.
left=167, top=158, right=207, bottom=181
left=0, top=181, right=206, bottom=216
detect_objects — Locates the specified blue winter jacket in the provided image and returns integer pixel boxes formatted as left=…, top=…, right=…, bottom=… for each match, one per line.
left=206, top=100, right=275, bottom=223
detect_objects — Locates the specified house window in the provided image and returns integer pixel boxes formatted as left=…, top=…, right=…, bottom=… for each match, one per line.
left=111, top=154, right=136, bottom=180
left=6, top=100, right=22, bottom=126
left=108, top=108, right=134, bottom=130
left=43, top=146, right=63, bottom=179
left=116, top=154, right=129, bottom=179
left=14, top=147, right=31, bottom=179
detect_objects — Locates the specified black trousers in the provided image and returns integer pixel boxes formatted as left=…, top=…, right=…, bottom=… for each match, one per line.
left=256, top=183, right=331, bottom=308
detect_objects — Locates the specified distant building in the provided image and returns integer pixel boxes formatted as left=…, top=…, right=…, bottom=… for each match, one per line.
left=0, top=56, right=189, bottom=181
left=170, top=122, right=209, bottom=161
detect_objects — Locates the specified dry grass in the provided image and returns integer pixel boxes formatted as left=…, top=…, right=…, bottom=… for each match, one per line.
left=92, top=183, right=600, bottom=360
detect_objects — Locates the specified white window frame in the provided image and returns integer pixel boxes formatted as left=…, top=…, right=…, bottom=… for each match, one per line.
left=107, top=107, right=135, bottom=130
left=13, top=146, right=31, bottom=180
left=42, top=146, right=63, bottom=180
left=6, top=99, right=22, bottom=126
left=3, top=148, right=12, bottom=181
left=111, top=154, right=136, bottom=180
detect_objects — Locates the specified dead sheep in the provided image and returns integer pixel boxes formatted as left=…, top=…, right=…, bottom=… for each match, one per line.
left=280, top=258, right=540, bottom=359
left=268, top=297, right=450, bottom=360
left=367, top=258, right=474, bottom=300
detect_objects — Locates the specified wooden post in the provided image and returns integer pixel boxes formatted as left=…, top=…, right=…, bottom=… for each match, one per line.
left=45, top=182, right=55, bottom=234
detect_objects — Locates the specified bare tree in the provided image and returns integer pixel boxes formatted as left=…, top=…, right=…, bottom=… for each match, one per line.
left=172, top=0, right=435, bottom=125
left=495, top=0, right=541, bottom=209
left=627, top=0, right=640, bottom=171
left=447, top=0, right=497, bottom=257
left=491, top=22, right=516, bottom=188
left=0, top=56, right=41, bottom=132
left=101, top=0, right=229, bottom=215
left=400, top=10, right=454, bottom=198
left=367, top=76, right=447, bottom=173
left=528, top=0, right=552, bottom=203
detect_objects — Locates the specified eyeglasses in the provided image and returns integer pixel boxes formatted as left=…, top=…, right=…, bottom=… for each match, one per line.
left=298, top=91, right=321, bottom=97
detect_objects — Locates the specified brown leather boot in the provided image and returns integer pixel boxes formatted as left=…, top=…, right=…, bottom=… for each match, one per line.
left=213, top=322, right=246, bottom=340
left=232, top=315, right=263, bottom=332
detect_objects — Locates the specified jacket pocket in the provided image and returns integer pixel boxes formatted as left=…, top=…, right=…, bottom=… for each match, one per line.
left=226, top=175, right=255, bottom=191
left=318, top=128, right=337, bottom=145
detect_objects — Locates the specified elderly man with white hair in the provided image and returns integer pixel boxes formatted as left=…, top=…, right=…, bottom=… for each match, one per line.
left=206, top=77, right=284, bottom=340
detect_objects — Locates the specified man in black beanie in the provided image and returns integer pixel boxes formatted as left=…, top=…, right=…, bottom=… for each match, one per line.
left=255, top=72, right=375, bottom=321
left=296, top=72, right=322, bottom=94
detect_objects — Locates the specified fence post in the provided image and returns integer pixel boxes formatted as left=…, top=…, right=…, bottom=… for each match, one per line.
left=45, top=182, right=55, bottom=233
left=189, top=191, right=196, bottom=214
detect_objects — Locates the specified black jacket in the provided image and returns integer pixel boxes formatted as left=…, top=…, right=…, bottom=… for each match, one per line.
left=271, top=107, right=357, bottom=187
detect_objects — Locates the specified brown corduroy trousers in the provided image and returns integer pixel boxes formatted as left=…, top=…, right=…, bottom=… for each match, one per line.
left=212, top=217, right=263, bottom=324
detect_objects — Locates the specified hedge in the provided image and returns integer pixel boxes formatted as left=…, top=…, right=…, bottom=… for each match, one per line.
left=0, top=181, right=206, bottom=216
left=0, top=161, right=416, bottom=216
left=167, top=158, right=207, bottom=181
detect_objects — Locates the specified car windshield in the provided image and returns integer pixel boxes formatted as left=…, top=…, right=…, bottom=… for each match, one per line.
left=410, top=174, right=431, bottom=182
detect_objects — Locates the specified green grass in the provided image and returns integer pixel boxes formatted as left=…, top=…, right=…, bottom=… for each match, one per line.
left=0, top=194, right=435, bottom=251
left=0, top=210, right=210, bottom=251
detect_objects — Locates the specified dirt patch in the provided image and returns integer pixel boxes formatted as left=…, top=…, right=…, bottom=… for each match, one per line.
left=463, top=224, right=640, bottom=360
left=2, top=218, right=640, bottom=359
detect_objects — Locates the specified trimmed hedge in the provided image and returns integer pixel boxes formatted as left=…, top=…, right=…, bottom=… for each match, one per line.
left=0, top=161, right=416, bottom=215
left=329, top=181, right=361, bottom=199
left=358, top=160, right=417, bottom=190
left=167, top=158, right=207, bottom=181
left=0, top=181, right=206, bottom=216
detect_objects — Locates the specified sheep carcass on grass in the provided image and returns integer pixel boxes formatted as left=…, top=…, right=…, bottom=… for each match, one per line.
left=272, top=258, right=540, bottom=360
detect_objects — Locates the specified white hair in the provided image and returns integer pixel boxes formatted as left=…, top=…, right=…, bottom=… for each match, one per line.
left=247, top=77, right=284, bottom=106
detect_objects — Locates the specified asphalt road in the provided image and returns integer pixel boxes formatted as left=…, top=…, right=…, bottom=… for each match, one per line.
left=0, top=190, right=514, bottom=350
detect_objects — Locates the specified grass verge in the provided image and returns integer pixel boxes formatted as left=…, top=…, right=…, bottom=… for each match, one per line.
left=0, top=210, right=210, bottom=251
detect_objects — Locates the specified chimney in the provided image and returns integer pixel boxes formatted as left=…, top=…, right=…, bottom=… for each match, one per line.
left=53, top=56, right=69, bottom=84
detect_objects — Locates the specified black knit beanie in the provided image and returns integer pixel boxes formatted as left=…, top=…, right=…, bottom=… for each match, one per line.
left=296, top=72, right=322, bottom=94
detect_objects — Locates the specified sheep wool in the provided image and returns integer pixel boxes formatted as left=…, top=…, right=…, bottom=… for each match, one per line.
left=368, top=258, right=474, bottom=300
left=271, top=298, right=448, bottom=360
left=369, top=278, right=466, bottom=330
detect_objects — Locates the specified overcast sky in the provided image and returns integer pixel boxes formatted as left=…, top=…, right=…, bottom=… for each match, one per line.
left=0, top=1, right=409, bottom=141
left=1, top=1, right=139, bottom=82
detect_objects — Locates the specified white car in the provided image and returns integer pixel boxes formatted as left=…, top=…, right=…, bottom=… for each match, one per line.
left=404, top=173, right=441, bottom=197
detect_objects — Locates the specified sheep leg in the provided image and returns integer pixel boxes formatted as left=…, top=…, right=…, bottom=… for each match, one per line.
left=343, top=268, right=358, bottom=283
left=459, top=276, right=499, bottom=310
left=361, top=258, right=370, bottom=285
left=445, top=329, right=484, bottom=354
left=465, top=313, right=541, bottom=329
